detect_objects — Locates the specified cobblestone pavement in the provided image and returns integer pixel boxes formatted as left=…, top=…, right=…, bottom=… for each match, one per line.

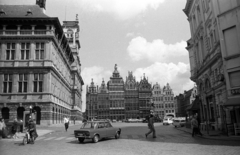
left=0, top=123, right=240, bottom=155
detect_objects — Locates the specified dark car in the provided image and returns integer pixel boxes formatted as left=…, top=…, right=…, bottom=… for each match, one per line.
left=74, top=120, right=121, bottom=143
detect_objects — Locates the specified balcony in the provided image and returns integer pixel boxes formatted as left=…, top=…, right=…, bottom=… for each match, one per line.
left=0, top=29, right=54, bottom=36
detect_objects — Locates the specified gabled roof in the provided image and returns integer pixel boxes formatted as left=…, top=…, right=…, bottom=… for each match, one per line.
left=0, top=5, right=49, bottom=18
left=62, top=21, right=79, bottom=29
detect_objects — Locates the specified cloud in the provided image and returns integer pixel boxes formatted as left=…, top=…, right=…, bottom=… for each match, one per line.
left=126, top=32, right=135, bottom=38
left=127, top=36, right=188, bottom=63
left=76, top=0, right=165, bottom=20
left=133, top=62, right=194, bottom=95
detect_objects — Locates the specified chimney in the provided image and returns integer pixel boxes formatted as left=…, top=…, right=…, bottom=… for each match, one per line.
left=36, top=0, right=46, bottom=13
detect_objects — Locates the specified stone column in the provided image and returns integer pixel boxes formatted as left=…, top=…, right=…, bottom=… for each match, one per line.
left=17, top=25, right=21, bottom=35
left=31, top=25, right=35, bottom=35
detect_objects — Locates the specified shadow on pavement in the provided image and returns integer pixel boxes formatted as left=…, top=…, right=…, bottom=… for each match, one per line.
left=118, top=126, right=240, bottom=147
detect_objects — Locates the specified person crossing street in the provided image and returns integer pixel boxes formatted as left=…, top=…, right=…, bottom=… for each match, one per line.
left=145, top=110, right=156, bottom=138
left=64, top=117, right=69, bottom=132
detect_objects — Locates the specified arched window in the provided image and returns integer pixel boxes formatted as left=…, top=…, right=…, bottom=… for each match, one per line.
left=205, top=79, right=211, bottom=90
left=67, top=29, right=73, bottom=38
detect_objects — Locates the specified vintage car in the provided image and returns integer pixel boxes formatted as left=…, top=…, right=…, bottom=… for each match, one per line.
left=172, top=119, right=186, bottom=128
left=163, top=118, right=173, bottom=125
left=74, top=120, right=121, bottom=143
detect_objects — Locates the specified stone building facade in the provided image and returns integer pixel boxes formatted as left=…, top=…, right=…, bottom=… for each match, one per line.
left=125, top=71, right=139, bottom=119
left=0, top=2, right=84, bottom=125
left=97, top=79, right=109, bottom=119
left=175, top=89, right=193, bottom=117
left=136, top=74, right=152, bottom=118
left=184, top=0, right=240, bottom=132
left=107, top=64, right=125, bottom=120
left=152, top=83, right=176, bottom=119
left=86, top=79, right=98, bottom=120
left=85, top=65, right=176, bottom=120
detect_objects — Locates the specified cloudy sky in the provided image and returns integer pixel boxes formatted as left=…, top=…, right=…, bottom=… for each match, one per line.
left=1, top=0, right=194, bottom=111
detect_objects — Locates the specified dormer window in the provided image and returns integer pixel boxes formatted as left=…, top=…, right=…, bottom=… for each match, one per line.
left=26, top=9, right=33, bottom=16
left=0, top=9, right=6, bottom=16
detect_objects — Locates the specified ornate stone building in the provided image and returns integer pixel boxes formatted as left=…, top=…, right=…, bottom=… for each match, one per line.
left=107, top=64, right=125, bottom=120
left=152, top=83, right=164, bottom=118
left=138, top=74, right=152, bottom=118
left=162, top=83, right=175, bottom=118
left=97, top=79, right=109, bottom=119
left=152, top=83, right=176, bottom=118
left=184, top=0, right=240, bottom=132
left=86, top=79, right=98, bottom=120
left=62, top=16, right=84, bottom=122
left=124, top=71, right=139, bottom=119
left=0, top=1, right=84, bottom=125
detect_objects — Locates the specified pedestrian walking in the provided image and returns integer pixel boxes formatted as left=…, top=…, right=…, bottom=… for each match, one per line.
left=1, top=118, right=7, bottom=138
left=145, top=111, right=156, bottom=138
left=64, top=117, right=69, bottom=131
left=191, top=115, right=198, bottom=137
left=195, top=113, right=203, bottom=136
left=0, top=118, right=3, bottom=139
left=12, top=118, right=19, bottom=139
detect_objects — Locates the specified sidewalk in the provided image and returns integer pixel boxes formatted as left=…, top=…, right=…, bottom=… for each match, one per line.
left=176, top=126, right=240, bottom=141
left=0, top=122, right=82, bottom=141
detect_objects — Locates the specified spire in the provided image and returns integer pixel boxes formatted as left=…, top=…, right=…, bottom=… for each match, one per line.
left=76, top=14, right=78, bottom=21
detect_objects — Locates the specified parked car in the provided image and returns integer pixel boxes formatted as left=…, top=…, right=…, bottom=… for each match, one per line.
left=74, top=120, right=121, bottom=143
left=112, top=119, right=117, bottom=123
left=163, top=118, right=173, bottom=125
left=173, top=119, right=186, bottom=128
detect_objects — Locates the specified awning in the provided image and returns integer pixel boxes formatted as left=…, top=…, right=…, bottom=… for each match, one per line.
left=224, top=97, right=240, bottom=106
left=186, top=98, right=200, bottom=111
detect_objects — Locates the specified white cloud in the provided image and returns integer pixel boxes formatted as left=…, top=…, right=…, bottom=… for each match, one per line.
left=133, top=62, right=194, bottom=95
left=127, top=36, right=188, bottom=63
left=126, top=32, right=135, bottom=38
left=76, top=0, right=165, bottom=20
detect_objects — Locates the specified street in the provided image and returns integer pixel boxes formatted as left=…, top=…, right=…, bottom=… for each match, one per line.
left=0, top=123, right=240, bottom=155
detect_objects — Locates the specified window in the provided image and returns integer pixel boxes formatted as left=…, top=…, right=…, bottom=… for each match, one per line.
left=6, top=43, right=15, bottom=60
left=210, top=32, right=214, bottom=49
left=229, top=71, right=240, bottom=88
left=35, top=43, right=44, bottom=59
left=3, top=74, right=13, bottom=93
left=21, top=43, right=30, bottom=60
left=223, top=26, right=239, bottom=56
left=33, top=74, right=43, bottom=92
left=19, top=74, right=28, bottom=92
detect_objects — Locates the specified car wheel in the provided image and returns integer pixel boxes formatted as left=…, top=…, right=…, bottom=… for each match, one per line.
left=92, top=135, right=99, bottom=143
left=78, top=137, right=85, bottom=143
left=115, top=132, right=120, bottom=139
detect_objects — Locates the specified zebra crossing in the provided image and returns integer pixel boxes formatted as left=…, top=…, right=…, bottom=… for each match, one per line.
left=3, top=133, right=189, bottom=142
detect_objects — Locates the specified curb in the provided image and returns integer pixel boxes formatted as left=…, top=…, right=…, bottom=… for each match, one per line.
left=175, top=127, right=240, bottom=141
